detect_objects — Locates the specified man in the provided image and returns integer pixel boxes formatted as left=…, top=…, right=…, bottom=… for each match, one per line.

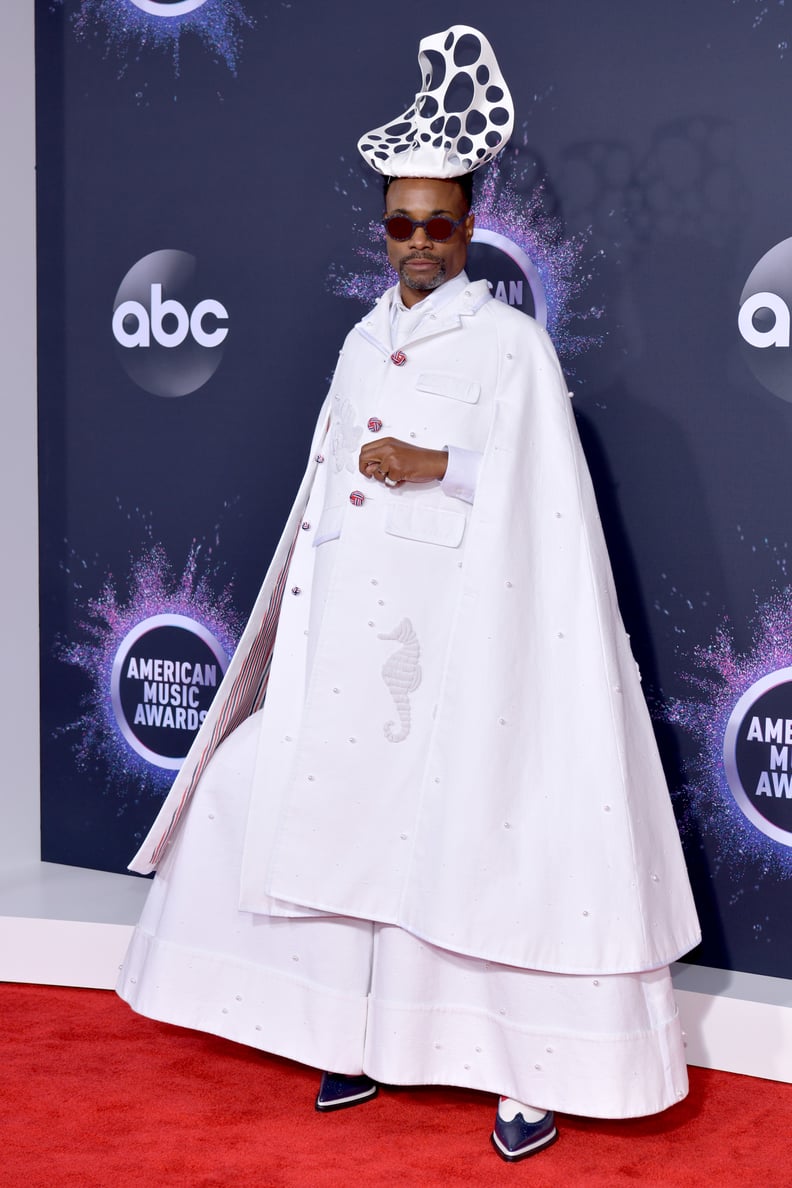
left=118, top=27, right=700, bottom=1162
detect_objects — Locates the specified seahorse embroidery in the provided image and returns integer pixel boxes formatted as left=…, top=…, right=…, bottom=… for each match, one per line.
left=330, top=396, right=362, bottom=473
left=378, top=618, right=422, bottom=743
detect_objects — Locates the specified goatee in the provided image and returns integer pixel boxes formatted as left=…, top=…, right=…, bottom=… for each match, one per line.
left=399, top=256, right=447, bottom=293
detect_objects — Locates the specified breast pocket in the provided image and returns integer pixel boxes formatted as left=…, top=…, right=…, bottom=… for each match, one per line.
left=416, top=372, right=481, bottom=404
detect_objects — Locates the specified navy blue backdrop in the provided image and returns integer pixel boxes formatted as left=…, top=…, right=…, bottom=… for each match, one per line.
left=35, top=0, right=792, bottom=982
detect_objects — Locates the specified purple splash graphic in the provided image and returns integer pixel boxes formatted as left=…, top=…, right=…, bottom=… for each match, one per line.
left=732, top=0, right=791, bottom=58
left=61, top=0, right=254, bottom=76
left=327, top=133, right=604, bottom=362
left=663, top=584, right=792, bottom=877
left=56, top=513, right=243, bottom=798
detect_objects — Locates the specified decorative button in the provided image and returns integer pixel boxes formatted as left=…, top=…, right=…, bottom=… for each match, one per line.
left=390, top=350, right=407, bottom=366
left=349, top=490, right=365, bottom=506
left=367, top=417, right=383, bottom=433
left=315, top=454, right=325, bottom=463
left=291, top=586, right=301, bottom=595
left=301, top=521, right=311, bottom=530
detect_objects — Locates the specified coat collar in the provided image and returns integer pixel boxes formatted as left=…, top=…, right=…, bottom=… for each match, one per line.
left=354, top=275, right=493, bottom=357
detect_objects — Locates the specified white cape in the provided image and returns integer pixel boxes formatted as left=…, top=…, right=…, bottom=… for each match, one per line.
left=131, top=281, right=700, bottom=977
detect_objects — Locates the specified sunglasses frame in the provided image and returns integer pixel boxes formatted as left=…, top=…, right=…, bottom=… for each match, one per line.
left=382, top=212, right=469, bottom=242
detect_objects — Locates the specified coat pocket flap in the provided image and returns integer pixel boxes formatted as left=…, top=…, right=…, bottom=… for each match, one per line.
left=313, top=503, right=344, bottom=547
left=416, top=372, right=481, bottom=404
left=385, top=503, right=466, bottom=548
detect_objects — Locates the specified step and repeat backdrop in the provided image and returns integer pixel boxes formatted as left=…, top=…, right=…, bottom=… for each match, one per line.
left=36, top=0, right=792, bottom=981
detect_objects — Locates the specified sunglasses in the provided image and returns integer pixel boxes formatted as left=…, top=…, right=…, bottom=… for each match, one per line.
left=382, top=213, right=468, bottom=242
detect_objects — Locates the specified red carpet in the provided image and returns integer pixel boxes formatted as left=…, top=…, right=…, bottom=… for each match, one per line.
left=1, top=982, right=788, bottom=1187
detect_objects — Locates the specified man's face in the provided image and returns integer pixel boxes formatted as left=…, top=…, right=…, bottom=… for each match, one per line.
left=384, top=177, right=474, bottom=307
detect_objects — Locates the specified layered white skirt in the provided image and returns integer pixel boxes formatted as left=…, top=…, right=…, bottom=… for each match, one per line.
left=118, top=712, right=689, bottom=1119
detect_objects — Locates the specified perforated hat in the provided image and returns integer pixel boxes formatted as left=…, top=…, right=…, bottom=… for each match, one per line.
left=358, top=25, right=514, bottom=179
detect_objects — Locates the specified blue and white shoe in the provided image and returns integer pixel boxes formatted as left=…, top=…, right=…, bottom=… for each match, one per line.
left=491, top=1104, right=558, bottom=1161
left=315, top=1071, right=379, bottom=1112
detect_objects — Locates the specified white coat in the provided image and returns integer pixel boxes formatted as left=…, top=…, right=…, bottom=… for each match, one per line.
left=130, top=279, right=700, bottom=977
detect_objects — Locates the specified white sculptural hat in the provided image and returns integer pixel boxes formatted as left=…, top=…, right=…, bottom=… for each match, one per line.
left=358, top=25, right=514, bottom=179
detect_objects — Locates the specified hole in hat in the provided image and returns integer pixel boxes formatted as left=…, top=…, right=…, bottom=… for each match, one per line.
left=444, top=71, right=475, bottom=113
left=466, top=110, right=487, bottom=135
left=423, top=49, right=446, bottom=92
left=453, top=33, right=481, bottom=67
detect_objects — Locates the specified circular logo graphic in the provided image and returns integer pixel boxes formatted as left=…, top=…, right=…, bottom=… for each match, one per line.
left=467, top=228, right=547, bottom=326
left=723, top=667, right=792, bottom=846
left=130, top=1, right=210, bottom=14
left=112, top=249, right=229, bottom=397
left=111, top=613, right=229, bottom=769
left=738, top=237, right=792, bottom=403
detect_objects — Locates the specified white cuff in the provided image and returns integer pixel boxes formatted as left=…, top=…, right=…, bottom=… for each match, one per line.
left=440, top=445, right=482, bottom=505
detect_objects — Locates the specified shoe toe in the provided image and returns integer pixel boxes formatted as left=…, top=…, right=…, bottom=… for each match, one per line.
left=491, top=1109, right=558, bottom=1161
left=315, top=1072, right=379, bottom=1112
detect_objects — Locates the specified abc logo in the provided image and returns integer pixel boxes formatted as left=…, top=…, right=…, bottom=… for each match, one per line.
left=738, top=237, right=792, bottom=403
left=112, top=249, right=228, bottom=398
left=129, top=1, right=210, bottom=14
left=467, top=228, right=547, bottom=325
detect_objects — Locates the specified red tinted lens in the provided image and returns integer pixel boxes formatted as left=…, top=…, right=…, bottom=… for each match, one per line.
left=384, top=216, right=415, bottom=241
left=424, top=217, right=456, bottom=241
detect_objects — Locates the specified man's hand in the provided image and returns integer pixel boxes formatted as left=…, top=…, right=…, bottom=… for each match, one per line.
left=359, top=437, right=448, bottom=487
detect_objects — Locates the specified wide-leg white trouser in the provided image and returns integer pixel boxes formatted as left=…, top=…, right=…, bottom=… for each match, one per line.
left=118, top=713, right=689, bottom=1119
